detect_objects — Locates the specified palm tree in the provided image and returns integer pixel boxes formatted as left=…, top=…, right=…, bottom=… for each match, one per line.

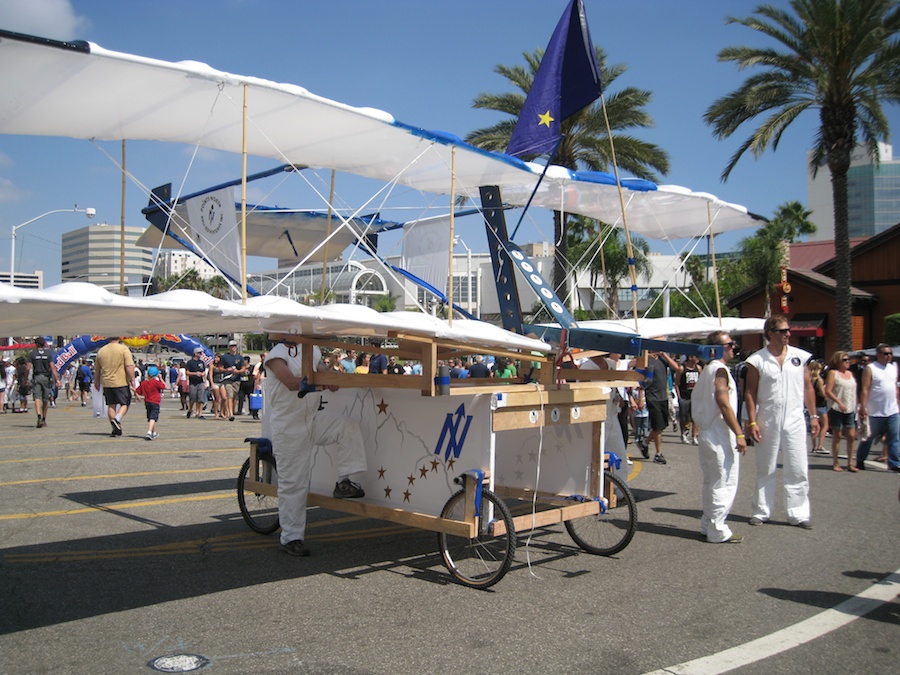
left=205, top=275, right=231, bottom=299
left=567, top=215, right=652, bottom=317
left=467, top=46, right=669, bottom=297
left=704, top=0, right=900, bottom=350
left=739, top=200, right=817, bottom=316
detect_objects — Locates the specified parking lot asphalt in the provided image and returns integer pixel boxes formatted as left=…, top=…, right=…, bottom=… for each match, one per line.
left=0, top=394, right=897, bottom=674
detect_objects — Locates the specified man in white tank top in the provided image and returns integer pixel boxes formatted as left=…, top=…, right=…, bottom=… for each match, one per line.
left=855, top=343, right=900, bottom=471
left=692, top=332, right=746, bottom=543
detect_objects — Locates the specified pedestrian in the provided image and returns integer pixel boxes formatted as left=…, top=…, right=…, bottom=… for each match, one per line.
left=75, top=358, right=93, bottom=406
left=808, top=360, right=830, bottom=455
left=368, top=340, right=387, bottom=374
left=27, top=337, right=60, bottom=428
left=15, top=357, right=30, bottom=413
left=0, top=358, right=7, bottom=413
left=354, top=352, right=370, bottom=374
left=386, top=355, right=404, bottom=375
left=677, top=354, right=701, bottom=445
left=855, top=343, right=899, bottom=472
left=693, top=331, right=746, bottom=543
left=177, top=364, right=189, bottom=410
left=185, top=347, right=208, bottom=419
left=219, top=339, right=246, bottom=420
left=135, top=364, right=167, bottom=440
left=468, top=354, right=491, bottom=378
left=824, top=351, right=858, bottom=472
left=639, top=350, right=681, bottom=465
left=744, top=315, right=817, bottom=529
left=263, top=334, right=367, bottom=557
left=340, top=349, right=356, bottom=374
left=94, top=337, right=135, bottom=437
left=210, top=353, right=227, bottom=419
left=236, top=355, right=254, bottom=414
left=168, top=362, right=179, bottom=398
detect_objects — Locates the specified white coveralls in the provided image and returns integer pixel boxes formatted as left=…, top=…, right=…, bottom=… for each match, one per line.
left=692, top=359, right=739, bottom=542
left=263, top=343, right=367, bottom=546
left=746, top=345, right=811, bottom=524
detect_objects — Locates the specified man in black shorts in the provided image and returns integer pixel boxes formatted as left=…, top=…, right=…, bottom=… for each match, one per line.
left=640, top=350, right=681, bottom=464
left=27, top=337, right=59, bottom=428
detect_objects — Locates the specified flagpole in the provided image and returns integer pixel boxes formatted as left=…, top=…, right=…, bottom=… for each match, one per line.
left=447, top=146, right=456, bottom=327
left=509, top=135, right=564, bottom=242
left=599, top=92, right=640, bottom=334
left=240, top=84, right=248, bottom=304
left=322, top=170, right=335, bottom=303
left=708, top=201, right=723, bottom=324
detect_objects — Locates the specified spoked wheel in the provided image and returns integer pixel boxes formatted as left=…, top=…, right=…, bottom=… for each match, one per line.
left=237, top=455, right=280, bottom=534
left=564, top=471, right=637, bottom=555
left=438, top=487, right=516, bottom=589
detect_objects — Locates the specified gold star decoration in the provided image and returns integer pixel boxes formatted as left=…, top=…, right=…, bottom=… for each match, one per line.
left=538, top=110, right=554, bottom=128
left=430, top=459, right=440, bottom=472
left=384, top=486, right=392, bottom=499
left=403, top=490, right=411, bottom=503
left=378, top=467, right=386, bottom=479
left=407, top=473, right=416, bottom=486
left=447, top=458, right=456, bottom=470
left=377, top=398, right=388, bottom=414
left=419, top=465, right=429, bottom=479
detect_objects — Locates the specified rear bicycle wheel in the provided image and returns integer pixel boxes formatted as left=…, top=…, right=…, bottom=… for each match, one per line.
left=438, top=487, right=516, bottom=589
left=564, top=471, right=637, bottom=555
left=237, top=455, right=280, bottom=534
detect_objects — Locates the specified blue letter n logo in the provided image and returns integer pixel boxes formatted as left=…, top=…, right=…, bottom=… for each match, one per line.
left=434, top=403, right=473, bottom=461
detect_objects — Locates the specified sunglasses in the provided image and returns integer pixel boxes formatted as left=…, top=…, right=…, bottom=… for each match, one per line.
left=880, top=351, right=893, bottom=357
left=771, top=328, right=791, bottom=334
left=722, top=341, right=735, bottom=348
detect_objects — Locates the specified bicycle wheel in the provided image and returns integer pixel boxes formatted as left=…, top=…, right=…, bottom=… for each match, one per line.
left=438, top=487, right=516, bottom=589
left=564, top=471, right=637, bottom=555
left=237, top=455, right=280, bottom=534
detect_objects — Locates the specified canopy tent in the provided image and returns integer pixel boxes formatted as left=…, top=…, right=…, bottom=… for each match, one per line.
left=574, top=316, right=765, bottom=342
left=0, top=30, right=763, bottom=242
left=0, top=282, right=551, bottom=354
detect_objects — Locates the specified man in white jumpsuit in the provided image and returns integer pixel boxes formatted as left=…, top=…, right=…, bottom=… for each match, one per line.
left=744, top=316, right=819, bottom=529
left=692, top=332, right=747, bottom=543
left=264, top=335, right=368, bottom=557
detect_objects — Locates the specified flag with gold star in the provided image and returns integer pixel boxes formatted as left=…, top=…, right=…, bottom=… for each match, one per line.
left=506, top=0, right=603, bottom=158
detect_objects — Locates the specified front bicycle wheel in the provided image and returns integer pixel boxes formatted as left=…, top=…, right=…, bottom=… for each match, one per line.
left=438, top=487, right=516, bottom=589
left=237, top=455, right=280, bottom=535
left=564, top=471, right=637, bottom=555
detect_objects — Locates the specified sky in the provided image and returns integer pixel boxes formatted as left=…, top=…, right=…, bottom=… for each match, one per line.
left=1, top=0, right=899, bottom=286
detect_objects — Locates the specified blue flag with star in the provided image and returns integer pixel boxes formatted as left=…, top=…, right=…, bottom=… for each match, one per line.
left=506, top=0, right=603, bottom=158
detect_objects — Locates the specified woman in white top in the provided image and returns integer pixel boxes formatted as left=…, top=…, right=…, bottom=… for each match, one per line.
left=824, top=351, right=858, bottom=472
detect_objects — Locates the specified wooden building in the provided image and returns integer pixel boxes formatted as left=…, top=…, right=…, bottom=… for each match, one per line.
left=729, top=222, right=900, bottom=360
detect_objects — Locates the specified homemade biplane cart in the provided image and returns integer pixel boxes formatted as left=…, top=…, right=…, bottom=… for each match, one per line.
left=237, top=332, right=638, bottom=589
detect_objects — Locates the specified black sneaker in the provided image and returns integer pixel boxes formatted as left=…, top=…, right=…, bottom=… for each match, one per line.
left=280, top=540, right=310, bottom=557
left=639, top=440, right=650, bottom=459
left=333, top=479, right=365, bottom=499
left=111, top=418, right=123, bottom=436
left=654, top=453, right=667, bottom=464
left=186, top=410, right=192, bottom=418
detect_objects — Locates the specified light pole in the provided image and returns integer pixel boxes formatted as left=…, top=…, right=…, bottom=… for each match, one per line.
left=453, top=236, right=473, bottom=315
left=10, top=206, right=96, bottom=288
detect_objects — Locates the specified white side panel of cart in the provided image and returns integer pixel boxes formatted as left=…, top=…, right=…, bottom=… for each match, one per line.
left=306, top=388, right=492, bottom=516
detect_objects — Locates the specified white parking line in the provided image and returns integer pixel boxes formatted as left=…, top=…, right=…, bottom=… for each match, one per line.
left=644, top=569, right=900, bottom=675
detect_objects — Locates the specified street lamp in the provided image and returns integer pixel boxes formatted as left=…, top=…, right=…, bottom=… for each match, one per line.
left=10, top=206, right=96, bottom=288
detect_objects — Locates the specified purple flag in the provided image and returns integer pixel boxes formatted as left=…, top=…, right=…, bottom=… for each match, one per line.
left=506, top=0, right=603, bottom=158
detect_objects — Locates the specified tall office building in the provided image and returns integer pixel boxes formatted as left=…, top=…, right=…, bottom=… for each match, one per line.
left=807, top=142, right=900, bottom=241
left=61, top=223, right=154, bottom=292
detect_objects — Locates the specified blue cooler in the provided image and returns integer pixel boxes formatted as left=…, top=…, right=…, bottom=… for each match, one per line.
left=249, top=390, right=263, bottom=411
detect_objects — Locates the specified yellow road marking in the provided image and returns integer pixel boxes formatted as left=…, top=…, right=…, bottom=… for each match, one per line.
left=0, top=492, right=234, bottom=520
left=0, top=465, right=241, bottom=486
left=0, top=448, right=245, bottom=464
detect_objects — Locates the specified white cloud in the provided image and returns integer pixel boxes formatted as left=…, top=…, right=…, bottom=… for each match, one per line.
left=0, top=176, right=28, bottom=202
left=0, top=0, right=89, bottom=40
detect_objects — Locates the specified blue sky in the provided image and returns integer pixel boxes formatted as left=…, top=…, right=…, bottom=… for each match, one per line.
left=1, top=0, right=898, bottom=286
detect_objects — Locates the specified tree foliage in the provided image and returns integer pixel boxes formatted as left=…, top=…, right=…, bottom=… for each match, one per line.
left=704, top=0, right=900, bottom=348
left=467, top=46, right=669, bottom=297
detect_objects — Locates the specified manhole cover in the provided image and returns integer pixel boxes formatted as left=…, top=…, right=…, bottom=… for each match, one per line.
left=147, top=654, right=210, bottom=672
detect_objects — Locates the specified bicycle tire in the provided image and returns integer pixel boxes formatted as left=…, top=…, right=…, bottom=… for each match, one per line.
left=237, top=455, right=280, bottom=535
left=564, top=471, right=637, bottom=555
left=438, top=487, right=516, bottom=589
